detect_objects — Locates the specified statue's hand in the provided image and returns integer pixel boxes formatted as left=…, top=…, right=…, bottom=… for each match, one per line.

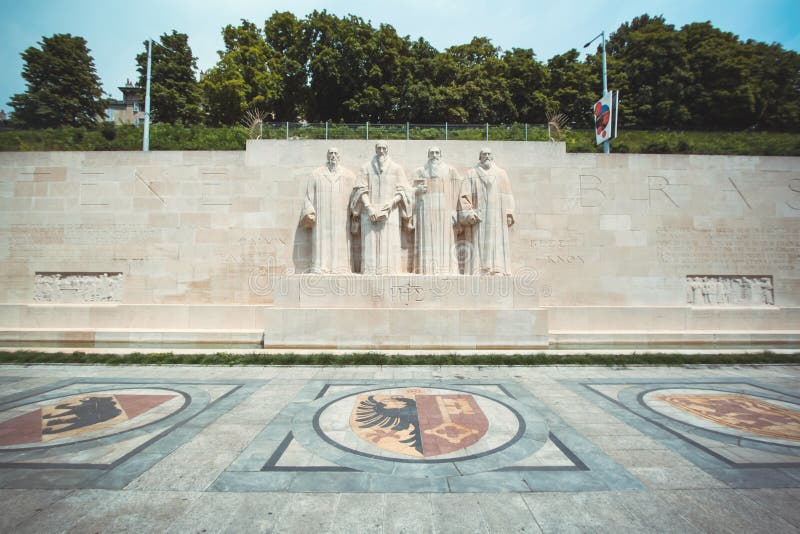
left=415, top=182, right=427, bottom=195
left=373, top=204, right=390, bottom=222
left=366, top=205, right=378, bottom=222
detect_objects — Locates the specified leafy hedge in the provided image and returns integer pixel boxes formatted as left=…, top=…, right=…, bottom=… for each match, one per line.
left=0, top=350, right=797, bottom=366
left=0, top=124, right=249, bottom=151
left=0, top=124, right=798, bottom=156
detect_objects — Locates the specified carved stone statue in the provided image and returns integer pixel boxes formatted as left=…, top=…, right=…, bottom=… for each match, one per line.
left=458, top=147, right=515, bottom=275
left=301, top=147, right=356, bottom=273
left=759, top=277, right=774, bottom=305
left=352, top=142, right=412, bottom=274
left=411, top=147, right=463, bottom=274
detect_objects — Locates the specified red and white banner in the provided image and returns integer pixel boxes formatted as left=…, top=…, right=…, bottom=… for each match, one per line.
left=593, top=90, right=619, bottom=146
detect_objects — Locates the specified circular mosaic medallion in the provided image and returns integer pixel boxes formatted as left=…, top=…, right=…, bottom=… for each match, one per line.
left=294, top=385, right=547, bottom=476
left=0, top=388, right=189, bottom=450
left=642, top=388, right=800, bottom=448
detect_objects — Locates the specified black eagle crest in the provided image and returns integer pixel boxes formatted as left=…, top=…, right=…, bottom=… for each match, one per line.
left=354, top=395, right=422, bottom=454
left=42, top=396, right=122, bottom=435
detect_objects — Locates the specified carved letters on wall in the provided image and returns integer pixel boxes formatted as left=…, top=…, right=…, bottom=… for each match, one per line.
left=686, top=275, right=774, bottom=306
left=34, top=272, right=123, bottom=302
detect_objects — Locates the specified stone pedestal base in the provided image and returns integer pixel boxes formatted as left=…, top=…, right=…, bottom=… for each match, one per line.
left=0, top=303, right=797, bottom=351
left=262, top=308, right=549, bottom=349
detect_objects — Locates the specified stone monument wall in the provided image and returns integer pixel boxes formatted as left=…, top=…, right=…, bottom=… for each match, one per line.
left=0, top=140, right=798, bottom=348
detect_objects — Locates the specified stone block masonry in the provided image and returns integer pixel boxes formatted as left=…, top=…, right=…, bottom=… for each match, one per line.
left=0, top=141, right=797, bottom=349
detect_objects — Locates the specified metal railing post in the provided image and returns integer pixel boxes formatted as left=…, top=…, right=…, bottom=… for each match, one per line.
left=325, top=121, right=328, bottom=141
left=285, top=121, right=289, bottom=140
left=486, top=123, right=489, bottom=141
left=525, top=123, right=528, bottom=142
left=445, top=122, right=448, bottom=141
left=406, top=122, right=409, bottom=141
left=366, top=121, right=369, bottom=141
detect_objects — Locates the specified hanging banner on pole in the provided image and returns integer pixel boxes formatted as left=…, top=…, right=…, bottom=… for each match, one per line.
left=593, top=90, right=619, bottom=146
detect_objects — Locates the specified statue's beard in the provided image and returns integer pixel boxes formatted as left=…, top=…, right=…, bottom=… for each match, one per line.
left=377, top=154, right=388, bottom=166
left=479, top=160, right=493, bottom=169
left=428, top=159, right=441, bottom=175
left=327, top=160, right=338, bottom=170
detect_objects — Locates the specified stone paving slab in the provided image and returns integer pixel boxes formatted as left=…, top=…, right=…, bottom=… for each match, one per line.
left=0, top=364, right=797, bottom=532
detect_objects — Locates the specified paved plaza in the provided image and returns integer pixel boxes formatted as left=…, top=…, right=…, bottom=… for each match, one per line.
left=0, top=362, right=798, bottom=532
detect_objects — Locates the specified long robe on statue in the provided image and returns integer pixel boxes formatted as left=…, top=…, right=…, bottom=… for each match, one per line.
left=301, top=164, right=356, bottom=273
left=353, top=157, right=411, bottom=274
left=412, top=162, right=463, bottom=274
left=458, top=164, right=515, bottom=275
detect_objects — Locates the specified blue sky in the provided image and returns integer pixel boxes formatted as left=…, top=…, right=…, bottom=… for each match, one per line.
left=2, top=0, right=798, bottom=113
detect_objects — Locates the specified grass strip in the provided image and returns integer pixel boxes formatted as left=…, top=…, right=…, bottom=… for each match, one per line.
left=0, top=351, right=798, bottom=366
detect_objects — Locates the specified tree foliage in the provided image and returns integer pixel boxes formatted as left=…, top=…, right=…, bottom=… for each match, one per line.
left=200, top=11, right=798, bottom=131
left=12, top=14, right=798, bottom=131
left=136, top=31, right=203, bottom=124
left=9, top=34, right=107, bottom=128
left=73, top=12, right=785, bottom=131
left=601, top=15, right=799, bottom=130
left=201, top=20, right=279, bottom=125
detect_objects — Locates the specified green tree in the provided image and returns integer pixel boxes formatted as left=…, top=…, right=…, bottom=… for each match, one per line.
left=202, top=20, right=280, bottom=125
left=547, top=49, right=596, bottom=127
left=605, top=15, right=691, bottom=128
left=446, top=37, right=514, bottom=123
left=342, top=23, right=415, bottom=122
left=136, top=31, right=203, bottom=124
left=503, top=48, right=550, bottom=123
left=8, top=33, right=107, bottom=128
left=402, top=38, right=448, bottom=122
left=264, top=11, right=309, bottom=120
left=681, top=22, right=756, bottom=129
left=746, top=40, right=800, bottom=131
left=201, top=62, right=248, bottom=126
left=304, top=11, right=384, bottom=121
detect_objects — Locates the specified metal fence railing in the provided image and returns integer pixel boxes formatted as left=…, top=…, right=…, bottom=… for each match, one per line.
left=248, top=122, right=554, bottom=142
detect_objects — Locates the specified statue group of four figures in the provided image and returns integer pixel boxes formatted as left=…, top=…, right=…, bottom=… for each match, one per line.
left=301, top=142, right=515, bottom=276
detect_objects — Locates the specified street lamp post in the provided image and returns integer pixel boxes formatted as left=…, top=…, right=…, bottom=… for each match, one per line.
left=584, top=31, right=610, bottom=154
left=143, top=39, right=152, bottom=152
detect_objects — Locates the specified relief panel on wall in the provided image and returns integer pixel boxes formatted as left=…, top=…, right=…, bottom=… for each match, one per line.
left=686, top=275, right=774, bottom=306
left=33, top=272, right=124, bottom=302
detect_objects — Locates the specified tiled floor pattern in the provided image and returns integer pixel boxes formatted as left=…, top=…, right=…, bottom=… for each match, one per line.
left=0, top=364, right=797, bottom=531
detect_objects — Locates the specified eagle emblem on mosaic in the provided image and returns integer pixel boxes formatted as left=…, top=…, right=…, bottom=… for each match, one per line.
left=350, top=390, right=489, bottom=457
left=0, top=392, right=178, bottom=446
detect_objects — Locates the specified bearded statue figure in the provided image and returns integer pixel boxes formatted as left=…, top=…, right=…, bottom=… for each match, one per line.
left=301, top=147, right=357, bottom=273
left=411, top=146, right=464, bottom=274
left=458, top=147, right=516, bottom=276
left=351, top=142, right=412, bottom=274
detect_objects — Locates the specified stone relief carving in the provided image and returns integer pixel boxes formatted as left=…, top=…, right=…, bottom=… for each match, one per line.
left=411, top=146, right=463, bottom=275
left=301, top=147, right=357, bottom=274
left=458, top=147, right=516, bottom=276
left=352, top=142, right=412, bottom=275
left=686, top=275, right=774, bottom=306
left=34, top=272, right=123, bottom=302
